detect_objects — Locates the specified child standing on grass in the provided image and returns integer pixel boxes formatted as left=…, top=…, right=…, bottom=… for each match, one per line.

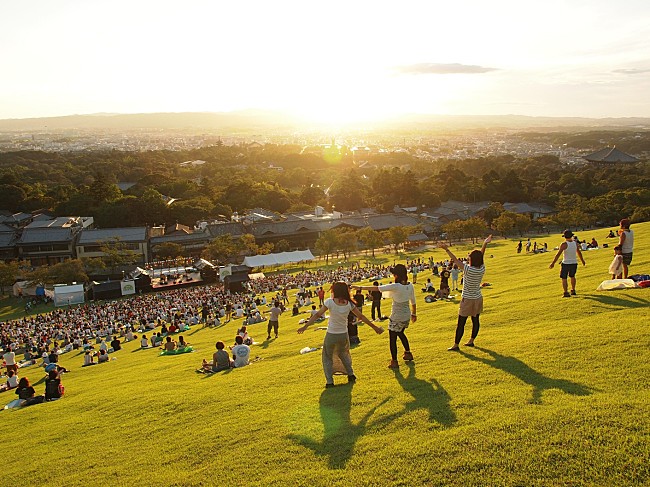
left=353, top=264, right=416, bottom=369
left=440, top=235, right=492, bottom=351
left=450, top=264, right=460, bottom=291
left=609, top=245, right=624, bottom=279
left=298, top=281, right=384, bottom=388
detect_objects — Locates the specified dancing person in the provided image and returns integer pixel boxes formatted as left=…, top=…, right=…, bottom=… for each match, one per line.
left=353, top=264, right=416, bottom=369
left=618, top=218, right=634, bottom=278
left=298, top=281, right=383, bottom=388
left=440, top=235, right=492, bottom=351
left=549, top=230, right=586, bottom=297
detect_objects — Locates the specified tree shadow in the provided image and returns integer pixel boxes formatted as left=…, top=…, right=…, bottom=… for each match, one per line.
left=288, top=385, right=389, bottom=469
left=392, top=363, right=456, bottom=427
left=461, top=347, right=593, bottom=404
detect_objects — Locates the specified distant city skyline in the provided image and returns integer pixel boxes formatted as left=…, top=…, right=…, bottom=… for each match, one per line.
left=1, top=0, right=649, bottom=123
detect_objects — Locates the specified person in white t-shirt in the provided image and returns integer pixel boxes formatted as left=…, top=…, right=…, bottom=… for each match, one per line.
left=549, top=230, right=585, bottom=298
left=3, top=347, right=18, bottom=374
left=1, top=369, right=19, bottom=391
left=298, top=281, right=383, bottom=388
left=231, top=335, right=250, bottom=367
left=354, top=264, right=416, bottom=369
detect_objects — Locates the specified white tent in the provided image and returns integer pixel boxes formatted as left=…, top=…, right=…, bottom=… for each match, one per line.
left=53, top=284, right=85, bottom=306
left=242, top=249, right=315, bottom=268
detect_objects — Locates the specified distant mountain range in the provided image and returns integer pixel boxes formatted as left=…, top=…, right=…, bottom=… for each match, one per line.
left=0, top=111, right=649, bottom=132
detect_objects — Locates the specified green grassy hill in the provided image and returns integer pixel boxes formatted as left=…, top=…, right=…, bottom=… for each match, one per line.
left=2, top=224, right=649, bottom=486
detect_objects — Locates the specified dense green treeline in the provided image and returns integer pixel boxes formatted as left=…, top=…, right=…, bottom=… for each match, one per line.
left=1, top=139, right=649, bottom=227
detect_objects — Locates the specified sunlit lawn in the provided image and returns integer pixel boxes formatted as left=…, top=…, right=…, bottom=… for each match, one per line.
left=1, top=223, right=649, bottom=486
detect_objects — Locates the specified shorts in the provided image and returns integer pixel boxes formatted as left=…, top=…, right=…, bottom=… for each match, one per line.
left=560, top=263, right=578, bottom=279
left=622, top=253, right=633, bottom=266
left=459, top=297, right=483, bottom=317
left=388, top=318, right=409, bottom=333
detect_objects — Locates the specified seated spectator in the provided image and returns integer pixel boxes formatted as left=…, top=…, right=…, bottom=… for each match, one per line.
left=435, top=287, right=450, bottom=299
left=237, top=326, right=253, bottom=346
left=177, top=335, right=190, bottom=349
left=46, top=350, right=68, bottom=374
left=97, top=349, right=109, bottom=363
left=15, top=377, right=45, bottom=407
left=164, top=336, right=176, bottom=352
left=421, top=278, right=435, bottom=293
left=140, top=334, right=149, bottom=348
left=44, top=370, right=64, bottom=401
left=292, top=304, right=300, bottom=316
left=160, top=324, right=168, bottom=335
left=231, top=335, right=250, bottom=368
left=202, top=341, right=232, bottom=372
left=151, top=333, right=163, bottom=347
left=168, top=323, right=177, bottom=334
left=310, top=305, right=326, bottom=323
left=110, top=336, right=122, bottom=352
left=1, top=369, right=19, bottom=392
left=82, top=350, right=96, bottom=366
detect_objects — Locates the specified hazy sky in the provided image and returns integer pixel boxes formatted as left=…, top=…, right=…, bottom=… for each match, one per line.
left=1, top=0, right=649, bottom=122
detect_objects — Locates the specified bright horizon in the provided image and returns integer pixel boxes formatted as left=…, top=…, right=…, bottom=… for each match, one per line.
left=1, top=0, right=649, bottom=123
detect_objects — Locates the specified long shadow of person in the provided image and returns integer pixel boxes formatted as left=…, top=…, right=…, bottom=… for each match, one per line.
left=462, top=347, right=592, bottom=404
left=288, top=385, right=389, bottom=469
left=392, top=363, right=456, bottom=427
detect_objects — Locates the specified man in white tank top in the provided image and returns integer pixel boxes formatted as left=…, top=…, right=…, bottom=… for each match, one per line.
left=549, top=230, right=586, bottom=297
left=618, top=218, right=634, bottom=278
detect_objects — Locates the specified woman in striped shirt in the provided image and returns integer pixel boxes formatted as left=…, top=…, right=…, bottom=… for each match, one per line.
left=439, top=235, right=492, bottom=351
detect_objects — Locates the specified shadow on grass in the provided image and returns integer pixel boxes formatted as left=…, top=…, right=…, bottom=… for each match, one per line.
left=131, top=346, right=160, bottom=353
left=392, top=363, right=456, bottom=426
left=288, top=385, right=389, bottom=469
left=580, top=293, right=650, bottom=309
left=258, top=337, right=276, bottom=350
left=462, top=347, right=592, bottom=404
left=200, top=368, right=233, bottom=379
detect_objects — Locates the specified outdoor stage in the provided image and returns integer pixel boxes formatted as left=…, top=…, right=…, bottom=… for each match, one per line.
left=150, top=266, right=204, bottom=290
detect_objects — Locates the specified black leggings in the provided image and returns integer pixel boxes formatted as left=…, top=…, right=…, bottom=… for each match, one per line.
left=389, top=330, right=410, bottom=360
left=454, top=314, right=480, bottom=345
